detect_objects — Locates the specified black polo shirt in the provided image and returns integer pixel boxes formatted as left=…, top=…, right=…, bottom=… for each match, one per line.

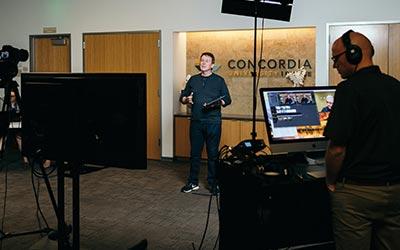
left=324, top=66, right=400, bottom=183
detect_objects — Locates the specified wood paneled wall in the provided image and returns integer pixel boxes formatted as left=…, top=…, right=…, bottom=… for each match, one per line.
left=186, top=27, right=316, bottom=117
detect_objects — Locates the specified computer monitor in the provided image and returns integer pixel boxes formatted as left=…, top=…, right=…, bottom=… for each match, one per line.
left=259, top=86, right=336, bottom=156
left=21, top=73, right=147, bottom=169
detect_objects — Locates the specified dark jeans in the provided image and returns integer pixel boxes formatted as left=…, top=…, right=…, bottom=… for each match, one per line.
left=188, top=120, right=221, bottom=186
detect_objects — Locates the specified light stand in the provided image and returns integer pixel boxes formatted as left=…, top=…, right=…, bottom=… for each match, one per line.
left=251, top=8, right=258, bottom=141
left=221, top=0, right=293, bottom=142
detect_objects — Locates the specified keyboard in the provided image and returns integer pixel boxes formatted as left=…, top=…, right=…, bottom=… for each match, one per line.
left=306, top=170, right=326, bottom=179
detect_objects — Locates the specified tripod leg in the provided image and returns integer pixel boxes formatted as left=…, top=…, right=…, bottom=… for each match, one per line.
left=38, top=161, right=60, bottom=223
left=35, top=160, right=71, bottom=247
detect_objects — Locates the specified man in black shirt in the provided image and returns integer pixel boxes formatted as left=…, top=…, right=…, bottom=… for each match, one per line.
left=324, top=30, right=400, bottom=250
left=180, top=52, right=231, bottom=194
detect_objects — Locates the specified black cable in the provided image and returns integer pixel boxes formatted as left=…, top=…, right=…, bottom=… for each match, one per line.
left=0, top=158, right=53, bottom=243
left=189, top=146, right=229, bottom=250
left=0, top=161, right=8, bottom=238
left=35, top=178, right=45, bottom=232
left=34, top=177, right=44, bottom=230
left=30, top=161, right=51, bottom=232
left=197, top=192, right=213, bottom=250
left=212, top=194, right=220, bottom=250
left=31, top=159, right=56, bottom=178
left=0, top=79, right=53, bottom=243
left=218, top=145, right=231, bottom=160
left=196, top=188, right=221, bottom=250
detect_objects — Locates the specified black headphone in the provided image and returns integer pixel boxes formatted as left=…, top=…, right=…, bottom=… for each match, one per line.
left=341, top=30, right=362, bottom=65
left=341, top=29, right=375, bottom=65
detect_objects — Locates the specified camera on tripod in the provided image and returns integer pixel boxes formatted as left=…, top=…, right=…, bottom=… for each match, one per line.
left=0, top=45, right=29, bottom=85
left=0, top=45, right=29, bottom=157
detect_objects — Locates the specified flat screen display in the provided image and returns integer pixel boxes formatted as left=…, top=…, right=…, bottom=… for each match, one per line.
left=21, top=73, right=147, bottom=169
left=259, top=86, right=336, bottom=155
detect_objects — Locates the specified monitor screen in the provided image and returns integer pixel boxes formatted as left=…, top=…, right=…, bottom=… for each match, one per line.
left=21, top=73, right=147, bottom=169
left=259, top=86, right=336, bottom=155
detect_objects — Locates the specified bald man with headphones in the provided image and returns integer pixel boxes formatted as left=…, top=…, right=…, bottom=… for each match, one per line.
left=323, top=30, right=400, bottom=250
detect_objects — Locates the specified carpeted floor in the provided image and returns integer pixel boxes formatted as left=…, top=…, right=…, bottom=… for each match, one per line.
left=0, top=146, right=219, bottom=250
left=0, top=144, right=335, bottom=250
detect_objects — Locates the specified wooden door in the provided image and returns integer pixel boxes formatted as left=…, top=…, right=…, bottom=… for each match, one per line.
left=30, top=35, right=71, bottom=72
left=83, top=32, right=161, bottom=159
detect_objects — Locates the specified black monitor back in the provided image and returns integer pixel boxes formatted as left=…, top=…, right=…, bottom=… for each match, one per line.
left=21, top=73, right=147, bottom=169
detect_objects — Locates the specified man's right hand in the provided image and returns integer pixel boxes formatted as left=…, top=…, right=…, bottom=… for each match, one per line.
left=185, top=92, right=194, bottom=104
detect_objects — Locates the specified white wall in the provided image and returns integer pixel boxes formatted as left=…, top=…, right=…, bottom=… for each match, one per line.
left=1, top=0, right=399, bottom=158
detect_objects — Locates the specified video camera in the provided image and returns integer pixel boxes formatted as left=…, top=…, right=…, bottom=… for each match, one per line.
left=0, top=45, right=29, bottom=84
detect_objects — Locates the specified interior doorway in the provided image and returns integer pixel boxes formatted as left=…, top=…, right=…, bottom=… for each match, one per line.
left=29, top=34, right=71, bottom=72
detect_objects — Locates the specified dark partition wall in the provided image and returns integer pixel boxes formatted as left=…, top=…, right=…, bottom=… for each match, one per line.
left=21, top=73, right=147, bottom=169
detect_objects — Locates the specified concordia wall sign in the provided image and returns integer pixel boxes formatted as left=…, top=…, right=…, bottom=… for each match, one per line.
left=226, top=57, right=313, bottom=78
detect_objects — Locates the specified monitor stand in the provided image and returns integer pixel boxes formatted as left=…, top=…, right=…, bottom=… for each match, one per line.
left=303, top=150, right=325, bottom=165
